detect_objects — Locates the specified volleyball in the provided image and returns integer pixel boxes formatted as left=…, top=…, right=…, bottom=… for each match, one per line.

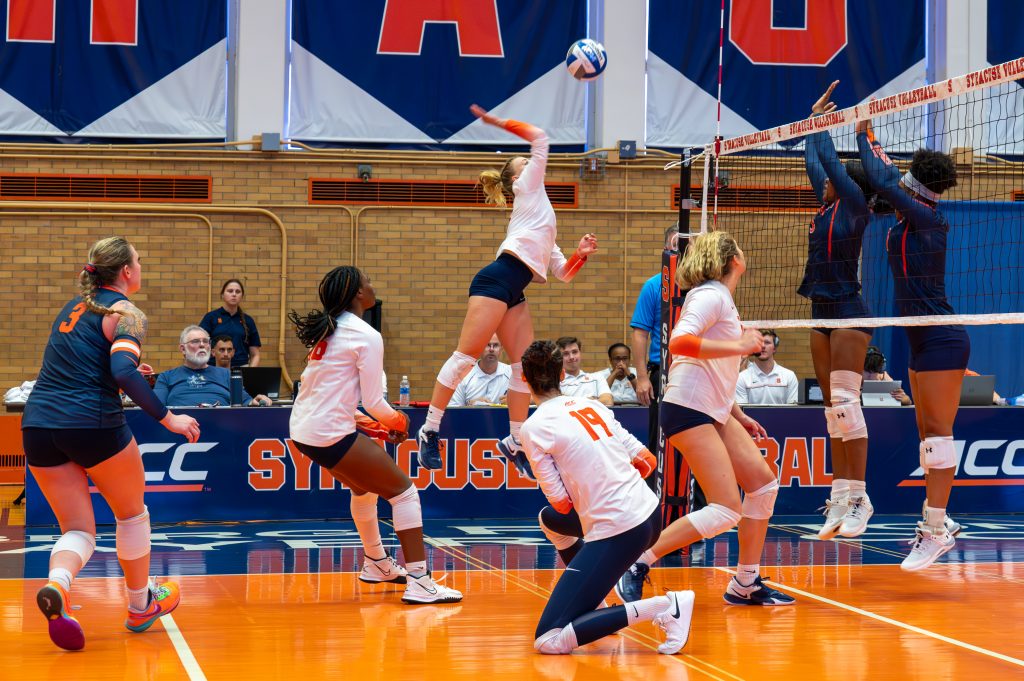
left=565, top=39, right=607, bottom=81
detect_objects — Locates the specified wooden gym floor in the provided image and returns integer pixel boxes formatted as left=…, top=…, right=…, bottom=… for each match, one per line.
left=2, top=487, right=1023, bottom=680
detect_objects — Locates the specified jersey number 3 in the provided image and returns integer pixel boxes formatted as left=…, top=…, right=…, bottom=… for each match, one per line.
left=569, top=407, right=613, bottom=441
left=58, top=302, right=87, bottom=333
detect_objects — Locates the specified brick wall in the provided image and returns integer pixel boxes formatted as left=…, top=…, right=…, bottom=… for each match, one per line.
left=0, top=147, right=1017, bottom=400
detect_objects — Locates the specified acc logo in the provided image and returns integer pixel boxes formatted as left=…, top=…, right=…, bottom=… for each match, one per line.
left=100, top=442, right=217, bottom=493
left=900, top=439, right=1024, bottom=486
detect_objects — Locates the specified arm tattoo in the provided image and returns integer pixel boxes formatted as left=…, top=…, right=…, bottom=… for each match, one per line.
left=112, top=301, right=149, bottom=342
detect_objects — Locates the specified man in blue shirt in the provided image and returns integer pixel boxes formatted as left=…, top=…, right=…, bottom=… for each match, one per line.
left=154, top=326, right=271, bottom=407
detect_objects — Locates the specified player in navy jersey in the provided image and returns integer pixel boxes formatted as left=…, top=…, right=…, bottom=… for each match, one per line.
left=857, top=117, right=965, bottom=571
left=22, top=237, right=199, bottom=650
left=801, top=82, right=882, bottom=541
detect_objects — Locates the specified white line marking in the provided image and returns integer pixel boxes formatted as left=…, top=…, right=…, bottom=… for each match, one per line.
left=714, top=567, right=1024, bottom=668
left=160, top=613, right=207, bottom=680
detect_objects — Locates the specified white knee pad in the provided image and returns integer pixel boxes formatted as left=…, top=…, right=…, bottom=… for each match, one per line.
left=830, top=370, right=867, bottom=441
left=52, top=530, right=96, bottom=565
left=438, top=351, right=477, bottom=390
left=388, top=485, right=422, bottom=532
left=686, top=503, right=741, bottom=539
left=350, top=492, right=379, bottom=522
left=534, top=625, right=578, bottom=655
left=538, top=509, right=578, bottom=551
left=741, top=480, right=779, bottom=520
left=824, top=407, right=841, bottom=439
left=115, top=506, right=151, bottom=561
left=509, top=361, right=529, bottom=394
left=920, top=436, right=956, bottom=472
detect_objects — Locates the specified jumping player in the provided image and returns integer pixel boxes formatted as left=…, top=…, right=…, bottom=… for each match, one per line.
left=23, top=237, right=199, bottom=651
left=288, top=266, right=462, bottom=603
left=802, top=82, right=879, bottom=540
left=616, top=231, right=795, bottom=607
left=417, top=104, right=598, bottom=474
left=519, top=340, right=694, bottom=656
left=857, top=118, right=965, bottom=571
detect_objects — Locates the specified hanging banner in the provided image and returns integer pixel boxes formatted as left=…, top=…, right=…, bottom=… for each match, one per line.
left=646, top=0, right=925, bottom=148
left=289, top=0, right=586, bottom=145
left=0, top=0, right=226, bottom=139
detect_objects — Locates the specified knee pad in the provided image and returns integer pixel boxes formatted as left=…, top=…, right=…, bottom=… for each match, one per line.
left=115, top=506, right=151, bottom=561
left=387, top=485, right=422, bottom=532
left=438, top=351, right=477, bottom=390
left=920, top=436, right=956, bottom=472
left=686, top=503, right=741, bottom=539
left=509, top=362, right=529, bottom=394
left=350, top=492, right=379, bottom=522
left=824, top=407, right=841, bottom=439
left=52, top=530, right=96, bottom=565
left=741, top=479, right=779, bottom=520
left=534, top=625, right=578, bottom=655
left=538, top=509, right=579, bottom=551
left=830, top=370, right=867, bottom=441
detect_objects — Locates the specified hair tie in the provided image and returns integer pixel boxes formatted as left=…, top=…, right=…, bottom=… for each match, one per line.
left=83, top=264, right=97, bottom=274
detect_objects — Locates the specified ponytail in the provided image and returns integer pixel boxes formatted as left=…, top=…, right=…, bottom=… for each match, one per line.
left=288, top=266, right=363, bottom=348
left=79, top=237, right=135, bottom=317
left=479, top=157, right=517, bottom=207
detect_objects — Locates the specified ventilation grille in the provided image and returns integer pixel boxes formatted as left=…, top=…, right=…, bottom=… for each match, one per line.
left=672, top=185, right=819, bottom=211
left=1013, top=190, right=1024, bottom=202
left=310, top=178, right=578, bottom=208
left=0, top=174, right=212, bottom=203
left=0, top=453, right=25, bottom=468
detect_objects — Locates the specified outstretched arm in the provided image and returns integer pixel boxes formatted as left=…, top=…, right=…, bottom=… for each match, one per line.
left=805, top=81, right=839, bottom=202
left=856, top=122, right=935, bottom=226
left=471, top=104, right=548, bottom=193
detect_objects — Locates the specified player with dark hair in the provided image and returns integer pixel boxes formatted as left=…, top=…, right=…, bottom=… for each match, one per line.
left=23, top=237, right=199, bottom=651
left=519, top=340, right=693, bottom=655
left=857, top=116, right=964, bottom=571
left=801, top=82, right=881, bottom=540
left=288, top=266, right=462, bottom=603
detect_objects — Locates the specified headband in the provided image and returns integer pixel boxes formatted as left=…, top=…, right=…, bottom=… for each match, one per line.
left=901, top=170, right=940, bottom=202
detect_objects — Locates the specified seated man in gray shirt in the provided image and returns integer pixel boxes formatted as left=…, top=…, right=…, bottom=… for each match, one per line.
left=154, top=326, right=271, bottom=407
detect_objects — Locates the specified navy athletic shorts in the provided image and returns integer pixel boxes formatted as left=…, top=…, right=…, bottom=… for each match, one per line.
left=660, top=401, right=716, bottom=438
left=291, top=432, right=359, bottom=470
left=811, top=295, right=872, bottom=337
left=23, top=425, right=134, bottom=469
left=905, top=325, right=971, bottom=372
left=468, top=253, right=533, bottom=308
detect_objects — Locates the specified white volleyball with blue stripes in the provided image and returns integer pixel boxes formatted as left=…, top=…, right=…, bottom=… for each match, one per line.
left=565, top=39, right=607, bottom=81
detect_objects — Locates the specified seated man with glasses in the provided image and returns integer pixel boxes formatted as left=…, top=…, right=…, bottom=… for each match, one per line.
left=154, top=326, right=272, bottom=407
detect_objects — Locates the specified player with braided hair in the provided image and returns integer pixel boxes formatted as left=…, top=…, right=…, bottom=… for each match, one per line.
left=23, top=236, right=198, bottom=650
left=416, top=103, right=598, bottom=476
left=289, top=266, right=462, bottom=603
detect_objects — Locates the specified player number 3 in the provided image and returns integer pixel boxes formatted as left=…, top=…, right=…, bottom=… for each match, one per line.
left=58, top=302, right=87, bottom=333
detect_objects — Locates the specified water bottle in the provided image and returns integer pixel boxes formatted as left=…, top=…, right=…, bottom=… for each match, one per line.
left=230, top=368, right=244, bottom=406
left=399, top=375, right=410, bottom=407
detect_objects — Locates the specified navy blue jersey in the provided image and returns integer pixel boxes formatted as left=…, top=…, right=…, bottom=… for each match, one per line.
left=798, top=130, right=872, bottom=302
left=153, top=365, right=251, bottom=406
left=857, top=132, right=959, bottom=318
left=23, top=288, right=130, bottom=429
left=199, top=307, right=261, bottom=367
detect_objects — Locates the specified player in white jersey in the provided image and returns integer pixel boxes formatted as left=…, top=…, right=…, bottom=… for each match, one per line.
left=417, top=104, right=598, bottom=476
left=288, top=266, right=462, bottom=604
left=615, top=232, right=795, bottom=607
left=519, top=340, right=694, bottom=655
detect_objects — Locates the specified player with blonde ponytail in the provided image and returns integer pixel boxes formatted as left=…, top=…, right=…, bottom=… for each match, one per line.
left=417, top=104, right=598, bottom=474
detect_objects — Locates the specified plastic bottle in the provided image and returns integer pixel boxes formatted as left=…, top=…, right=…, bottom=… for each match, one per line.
left=399, top=375, right=410, bottom=407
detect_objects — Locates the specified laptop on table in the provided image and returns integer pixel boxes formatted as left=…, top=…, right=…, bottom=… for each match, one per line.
left=240, top=367, right=282, bottom=400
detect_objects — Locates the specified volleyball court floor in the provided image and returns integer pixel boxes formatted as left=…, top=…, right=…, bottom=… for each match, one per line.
left=2, top=490, right=1023, bottom=680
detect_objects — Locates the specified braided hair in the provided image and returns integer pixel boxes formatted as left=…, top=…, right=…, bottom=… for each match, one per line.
left=288, top=266, right=364, bottom=348
left=220, top=279, right=250, bottom=345
left=79, top=237, right=135, bottom=316
left=521, top=340, right=563, bottom=397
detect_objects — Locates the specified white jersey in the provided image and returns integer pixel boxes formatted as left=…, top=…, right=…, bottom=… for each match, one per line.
left=520, top=395, right=659, bottom=542
left=449, top=362, right=511, bottom=407
left=495, top=132, right=578, bottom=284
left=735, top=362, right=799, bottom=405
left=289, top=312, right=399, bottom=446
left=662, top=280, right=742, bottom=424
left=596, top=367, right=640, bottom=404
left=560, top=370, right=613, bottom=401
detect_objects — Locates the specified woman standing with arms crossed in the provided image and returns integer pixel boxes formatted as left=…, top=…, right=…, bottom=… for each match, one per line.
left=857, top=118, right=964, bottom=571
left=417, top=104, right=598, bottom=471
left=23, top=237, right=199, bottom=650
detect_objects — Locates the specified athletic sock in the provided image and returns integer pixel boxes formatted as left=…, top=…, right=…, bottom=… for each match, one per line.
left=424, top=406, right=444, bottom=432
left=848, top=479, right=867, bottom=497
left=509, top=420, right=523, bottom=441
left=48, top=567, right=73, bottom=592
left=127, top=584, right=150, bottom=612
left=625, top=594, right=671, bottom=625
left=406, top=560, right=428, bottom=578
left=350, top=494, right=385, bottom=560
left=637, top=549, right=658, bottom=567
left=831, top=478, right=851, bottom=501
left=736, top=563, right=760, bottom=587
left=924, top=505, right=946, bottom=531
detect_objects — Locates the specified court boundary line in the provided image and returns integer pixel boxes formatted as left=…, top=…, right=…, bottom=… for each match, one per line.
left=713, top=567, right=1024, bottom=668
left=160, top=613, right=207, bottom=680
